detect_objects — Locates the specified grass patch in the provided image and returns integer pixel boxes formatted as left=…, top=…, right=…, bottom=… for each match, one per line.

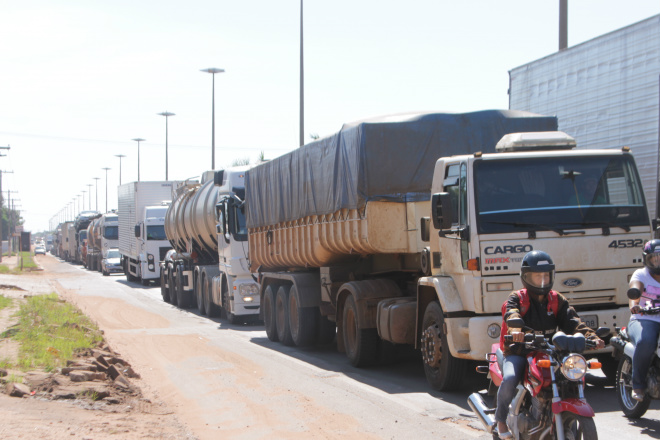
left=19, top=251, right=37, bottom=269
left=9, top=293, right=103, bottom=372
left=0, top=294, right=11, bottom=310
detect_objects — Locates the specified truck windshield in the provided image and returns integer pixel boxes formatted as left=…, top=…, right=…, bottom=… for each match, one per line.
left=146, top=225, right=167, bottom=240
left=474, top=155, right=648, bottom=234
left=103, top=226, right=118, bottom=240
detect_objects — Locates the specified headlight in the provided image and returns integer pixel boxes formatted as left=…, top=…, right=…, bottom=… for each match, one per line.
left=561, top=354, right=587, bottom=381
left=239, top=283, right=259, bottom=296
left=147, top=254, right=154, bottom=262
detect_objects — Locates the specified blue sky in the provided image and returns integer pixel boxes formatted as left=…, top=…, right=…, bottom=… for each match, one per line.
left=1, top=0, right=659, bottom=232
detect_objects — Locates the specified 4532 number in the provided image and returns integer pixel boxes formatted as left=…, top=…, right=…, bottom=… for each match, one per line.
left=608, top=239, right=643, bottom=248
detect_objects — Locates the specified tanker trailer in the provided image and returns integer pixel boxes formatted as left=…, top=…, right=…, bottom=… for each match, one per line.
left=247, top=110, right=559, bottom=388
left=161, top=166, right=260, bottom=323
left=86, top=217, right=102, bottom=271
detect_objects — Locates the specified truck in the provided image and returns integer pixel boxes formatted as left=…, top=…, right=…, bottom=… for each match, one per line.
left=247, top=110, right=655, bottom=390
left=60, top=221, right=75, bottom=262
left=161, top=167, right=260, bottom=322
left=118, top=181, right=177, bottom=285
left=86, top=212, right=118, bottom=272
left=72, top=211, right=100, bottom=264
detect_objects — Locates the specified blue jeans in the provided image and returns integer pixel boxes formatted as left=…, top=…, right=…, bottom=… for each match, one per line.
left=627, top=319, right=660, bottom=390
left=495, top=354, right=527, bottom=423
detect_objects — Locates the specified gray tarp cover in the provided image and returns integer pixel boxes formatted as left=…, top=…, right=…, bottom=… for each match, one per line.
left=246, top=110, right=557, bottom=228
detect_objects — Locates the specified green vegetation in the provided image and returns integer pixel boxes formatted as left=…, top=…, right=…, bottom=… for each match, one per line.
left=0, top=294, right=11, bottom=310
left=5, top=293, right=103, bottom=372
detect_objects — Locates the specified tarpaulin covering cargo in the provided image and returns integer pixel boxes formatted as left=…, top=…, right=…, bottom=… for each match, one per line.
left=245, top=110, right=557, bottom=229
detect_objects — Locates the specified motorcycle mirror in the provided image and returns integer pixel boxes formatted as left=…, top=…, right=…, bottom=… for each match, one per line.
left=507, top=317, right=525, bottom=329
left=627, top=287, right=642, bottom=300
left=595, top=327, right=611, bottom=338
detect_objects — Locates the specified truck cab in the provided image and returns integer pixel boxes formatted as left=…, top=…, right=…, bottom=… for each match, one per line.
left=133, top=204, right=170, bottom=283
left=418, top=131, right=652, bottom=389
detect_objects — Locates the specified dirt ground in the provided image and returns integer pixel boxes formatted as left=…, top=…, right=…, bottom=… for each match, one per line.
left=0, top=255, right=196, bottom=440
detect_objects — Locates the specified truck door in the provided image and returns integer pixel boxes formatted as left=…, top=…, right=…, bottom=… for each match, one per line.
left=439, top=162, right=471, bottom=272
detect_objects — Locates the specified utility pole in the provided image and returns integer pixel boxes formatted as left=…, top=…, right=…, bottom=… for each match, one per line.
left=6, top=190, right=18, bottom=256
left=0, top=170, right=14, bottom=262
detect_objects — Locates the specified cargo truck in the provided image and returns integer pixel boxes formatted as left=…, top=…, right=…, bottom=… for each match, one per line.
left=86, top=212, right=118, bottom=271
left=247, top=110, right=655, bottom=390
left=118, top=181, right=177, bottom=285
left=161, top=167, right=260, bottom=323
left=72, top=211, right=100, bottom=264
left=60, top=221, right=75, bottom=262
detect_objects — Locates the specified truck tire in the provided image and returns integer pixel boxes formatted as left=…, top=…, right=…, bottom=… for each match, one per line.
left=275, top=285, right=294, bottom=346
left=420, top=301, right=465, bottom=391
left=203, top=274, right=220, bottom=318
left=166, top=268, right=175, bottom=304
left=342, top=295, right=379, bottom=367
left=288, top=285, right=316, bottom=347
left=263, top=285, right=279, bottom=342
left=195, top=271, right=206, bottom=315
left=175, top=265, right=191, bottom=308
left=160, top=268, right=170, bottom=303
left=221, top=281, right=239, bottom=324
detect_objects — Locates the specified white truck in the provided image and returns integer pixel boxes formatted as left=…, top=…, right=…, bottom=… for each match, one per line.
left=118, top=181, right=177, bottom=285
left=248, top=111, right=655, bottom=391
left=161, top=167, right=260, bottom=323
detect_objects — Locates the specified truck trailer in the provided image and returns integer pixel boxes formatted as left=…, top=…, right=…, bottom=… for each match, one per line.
left=86, top=212, right=118, bottom=272
left=161, top=167, right=260, bottom=323
left=247, top=110, right=655, bottom=390
left=118, top=181, right=177, bottom=285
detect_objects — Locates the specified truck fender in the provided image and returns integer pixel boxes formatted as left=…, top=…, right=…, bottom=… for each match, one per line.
left=337, top=279, right=402, bottom=330
left=416, top=276, right=464, bottom=346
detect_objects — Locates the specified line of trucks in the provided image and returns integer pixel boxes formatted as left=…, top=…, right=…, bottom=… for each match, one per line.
left=52, top=109, right=658, bottom=391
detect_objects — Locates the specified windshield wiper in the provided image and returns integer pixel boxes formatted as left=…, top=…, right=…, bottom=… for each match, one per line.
left=484, top=221, right=568, bottom=236
left=578, top=221, right=631, bottom=233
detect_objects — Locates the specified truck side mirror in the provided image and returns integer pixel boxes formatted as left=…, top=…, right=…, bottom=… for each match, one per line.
left=214, top=170, right=225, bottom=186
left=431, top=193, right=453, bottom=230
left=134, top=225, right=141, bottom=238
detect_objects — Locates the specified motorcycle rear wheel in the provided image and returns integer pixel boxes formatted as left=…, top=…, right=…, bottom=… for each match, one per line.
left=616, top=355, right=651, bottom=419
left=559, top=412, right=597, bottom=440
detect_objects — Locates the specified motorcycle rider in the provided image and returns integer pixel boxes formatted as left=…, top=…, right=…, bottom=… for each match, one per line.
left=626, top=239, right=660, bottom=402
left=496, top=250, right=604, bottom=439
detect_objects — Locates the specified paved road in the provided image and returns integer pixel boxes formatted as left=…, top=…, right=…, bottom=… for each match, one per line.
left=7, top=255, right=660, bottom=439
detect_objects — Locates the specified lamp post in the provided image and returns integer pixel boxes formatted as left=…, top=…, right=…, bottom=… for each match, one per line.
left=157, top=112, right=175, bottom=180
left=86, top=184, right=93, bottom=210
left=200, top=68, right=225, bottom=170
left=81, top=191, right=86, bottom=212
left=102, top=167, right=111, bottom=213
left=299, top=0, right=304, bottom=147
left=115, top=154, right=126, bottom=186
left=93, top=177, right=100, bottom=211
left=132, top=138, right=145, bottom=181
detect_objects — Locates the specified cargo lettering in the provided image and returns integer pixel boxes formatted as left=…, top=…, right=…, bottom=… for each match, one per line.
left=484, top=244, right=533, bottom=255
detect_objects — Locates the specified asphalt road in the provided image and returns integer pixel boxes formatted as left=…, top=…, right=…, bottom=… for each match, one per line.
left=13, top=255, right=660, bottom=440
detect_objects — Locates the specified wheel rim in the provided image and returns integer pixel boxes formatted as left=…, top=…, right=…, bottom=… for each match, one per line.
left=420, top=323, right=443, bottom=369
left=618, top=357, right=640, bottom=410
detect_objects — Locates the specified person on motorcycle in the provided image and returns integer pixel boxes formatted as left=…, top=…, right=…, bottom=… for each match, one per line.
left=496, top=250, right=605, bottom=439
left=627, top=239, right=660, bottom=402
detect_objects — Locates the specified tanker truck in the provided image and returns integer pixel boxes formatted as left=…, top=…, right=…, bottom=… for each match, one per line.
left=161, top=167, right=260, bottom=323
left=247, top=110, right=655, bottom=391
left=118, top=181, right=178, bottom=285
left=73, top=211, right=101, bottom=264
left=86, top=212, right=118, bottom=271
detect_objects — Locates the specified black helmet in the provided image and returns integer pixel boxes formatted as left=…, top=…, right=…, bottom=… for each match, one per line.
left=643, top=239, right=660, bottom=275
left=520, top=250, right=555, bottom=296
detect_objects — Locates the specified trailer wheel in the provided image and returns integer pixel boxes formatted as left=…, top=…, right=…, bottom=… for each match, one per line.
left=275, top=285, right=294, bottom=346
left=263, top=285, right=279, bottom=342
left=203, top=274, right=220, bottom=318
left=288, top=285, right=317, bottom=347
left=160, top=267, right=170, bottom=302
left=420, top=301, right=465, bottom=391
left=175, top=265, right=191, bottom=308
left=343, top=295, right=379, bottom=367
left=195, top=271, right=206, bottom=315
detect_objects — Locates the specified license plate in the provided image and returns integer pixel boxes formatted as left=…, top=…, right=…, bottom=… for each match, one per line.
left=582, top=314, right=598, bottom=329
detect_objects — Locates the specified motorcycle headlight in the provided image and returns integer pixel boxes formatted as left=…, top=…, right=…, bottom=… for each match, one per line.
left=239, top=283, right=259, bottom=296
left=561, top=354, right=587, bottom=381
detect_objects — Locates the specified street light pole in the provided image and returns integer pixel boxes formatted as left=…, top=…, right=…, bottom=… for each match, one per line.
left=102, top=167, right=111, bottom=213
left=86, top=184, right=93, bottom=210
left=200, top=68, right=225, bottom=170
left=115, top=154, right=126, bottom=186
left=157, top=112, right=175, bottom=180
left=132, top=138, right=145, bottom=182
left=93, top=177, right=100, bottom=212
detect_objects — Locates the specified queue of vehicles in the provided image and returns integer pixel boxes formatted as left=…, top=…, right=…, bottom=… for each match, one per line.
left=46, top=109, right=659, bottom=400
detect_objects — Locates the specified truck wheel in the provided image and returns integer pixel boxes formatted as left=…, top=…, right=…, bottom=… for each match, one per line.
left=288, top=285, right=317, bottom=347
left=275, top=285, right=294, bottom=346
left=263, top=285, right=279, bottom=342
left=203, top=274, right=220, bottom=318
left=160, top=268, right=170, bottom=303
left=343, top=295, right=379, bottom=367
left=195, top=271, right=206, bottom=315
left=166, top=268, right=175, bottom=304
left=176, top=265, right=191, bottom=308
left=222, top=282, right=239, bottom=324
left=420, top=301, right=465, bottom=391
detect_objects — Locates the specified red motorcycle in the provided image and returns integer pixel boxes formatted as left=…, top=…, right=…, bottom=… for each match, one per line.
left=468, top=318, right=608, bottom=440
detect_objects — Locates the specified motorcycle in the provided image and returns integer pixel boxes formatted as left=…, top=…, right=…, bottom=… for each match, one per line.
left=468, top=317, right=608, bottom=440
left=610, top=286, right=660, bottom=419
